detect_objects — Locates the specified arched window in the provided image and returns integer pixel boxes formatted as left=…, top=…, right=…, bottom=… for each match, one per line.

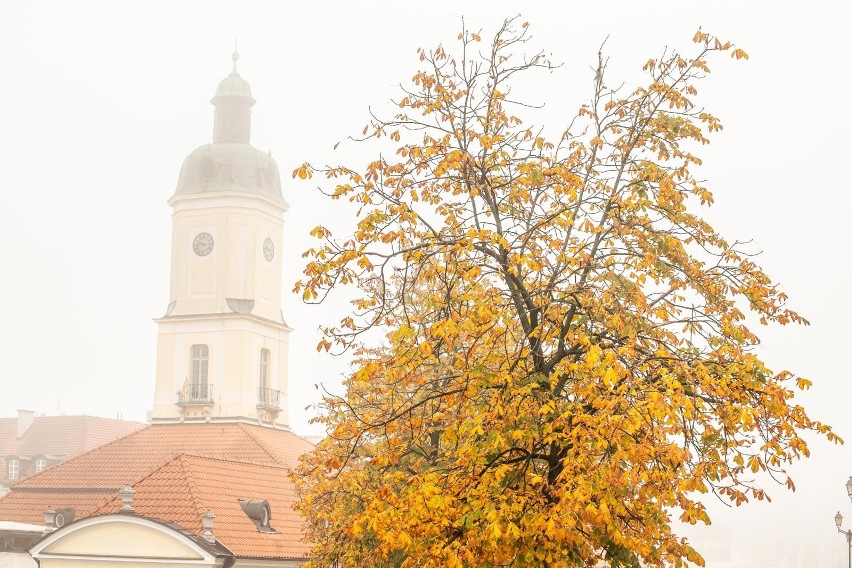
left=7, top=459, right=20, bottom=480
left=35, top=458, right=47, bottom=473
left=259, top=348, right=270, bottom=390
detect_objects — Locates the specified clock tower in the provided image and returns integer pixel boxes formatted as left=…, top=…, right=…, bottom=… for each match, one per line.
left=151, top=49, right=291, bottom=428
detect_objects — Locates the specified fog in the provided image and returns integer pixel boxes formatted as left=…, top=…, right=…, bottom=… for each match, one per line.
left=0, top=1, right=850, bottom=565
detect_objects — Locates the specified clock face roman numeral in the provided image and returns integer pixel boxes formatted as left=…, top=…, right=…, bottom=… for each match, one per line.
left=193, top=232, right=214, bottom=256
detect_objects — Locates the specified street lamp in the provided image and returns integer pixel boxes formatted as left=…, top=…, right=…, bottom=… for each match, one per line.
left=836, top=511, right=852, bottom=568
left=846, top=476, right=852, bottom=503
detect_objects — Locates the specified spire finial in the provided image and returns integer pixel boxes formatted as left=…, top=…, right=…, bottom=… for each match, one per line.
left=231, top=39, right=240, bottom=76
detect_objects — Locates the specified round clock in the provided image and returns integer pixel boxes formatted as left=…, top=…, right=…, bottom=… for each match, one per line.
left=263, top=237, right=275, bottom=262
left=193, top=232, right=214, bottom=256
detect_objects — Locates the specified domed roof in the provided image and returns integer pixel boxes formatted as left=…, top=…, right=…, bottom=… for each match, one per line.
left=172, top=48, right=286, bottom=206
left=212, top=73, right=255, bottom=103
left=174, top=142, right=285, bottom=203
left=212, top=47, right=255, bottom=103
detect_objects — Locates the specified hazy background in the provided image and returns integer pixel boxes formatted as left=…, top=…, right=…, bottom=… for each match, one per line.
left=0, top=1, right=850, bottom=565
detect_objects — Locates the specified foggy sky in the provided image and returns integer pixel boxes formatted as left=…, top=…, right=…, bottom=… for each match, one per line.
left=0, top=1, right=850, bottom=565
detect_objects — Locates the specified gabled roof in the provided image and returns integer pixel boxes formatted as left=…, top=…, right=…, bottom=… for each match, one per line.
left=0, top=423, right=315, bottom=558
left=93, top=454, right=310, bottom=558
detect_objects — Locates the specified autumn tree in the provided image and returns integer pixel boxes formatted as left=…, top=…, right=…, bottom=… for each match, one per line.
left=293, top=17, right=838, bottom=568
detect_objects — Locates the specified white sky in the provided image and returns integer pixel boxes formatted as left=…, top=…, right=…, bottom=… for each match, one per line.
left=0, top=1, right=850, bottom=565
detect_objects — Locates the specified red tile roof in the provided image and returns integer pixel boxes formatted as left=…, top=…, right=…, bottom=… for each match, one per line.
left=7, top=422, right=312, bottom=491
left=94, top=455, right=311, bottom=558
left=0, top=415, right=144, bottom=482
left=0, top=423, right=314, bottom=558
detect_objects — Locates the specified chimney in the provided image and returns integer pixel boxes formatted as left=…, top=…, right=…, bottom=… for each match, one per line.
left=16, top=409, right=36, bottom=438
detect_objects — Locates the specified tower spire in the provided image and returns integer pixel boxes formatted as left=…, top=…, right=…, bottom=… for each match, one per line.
left=210, top=42, right=255, bottom=144
left=231, top=39, right=239, bottom=76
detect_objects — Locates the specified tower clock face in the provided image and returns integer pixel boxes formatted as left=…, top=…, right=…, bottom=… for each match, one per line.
left=193, top=232, right=214, bottom=256
left=263, top=237, right=275, bottom=262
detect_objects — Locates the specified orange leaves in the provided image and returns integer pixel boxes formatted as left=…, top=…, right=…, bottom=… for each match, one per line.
left=692, top=29, right=709, bottom=44
left=731, top=48, right=750, bottom=60
left=293, top=18, right=834, bottom=568
left=309, top=225, right=331, bottom=239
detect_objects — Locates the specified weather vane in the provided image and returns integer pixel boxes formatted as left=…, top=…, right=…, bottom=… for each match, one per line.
left=231, top=39, right=239, bottom=75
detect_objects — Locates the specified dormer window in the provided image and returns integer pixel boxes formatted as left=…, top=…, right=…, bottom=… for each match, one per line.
left=238, top=499, right=277, bottom=534
left=35, top=458, right=47, bottom=473
left=7, top=459, right=20, bottom=480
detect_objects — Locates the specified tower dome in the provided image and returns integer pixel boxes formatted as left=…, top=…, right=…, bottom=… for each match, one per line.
left=173, top=47, right=285, bottom=204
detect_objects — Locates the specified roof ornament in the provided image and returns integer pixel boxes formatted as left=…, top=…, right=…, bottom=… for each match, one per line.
left=118, top=484, right=136, bottom=514
left=43, top=507, right=58, bottom=533
left=201, top=509, right=217, bottom=543
left=230, top=39, right=240, bottom=76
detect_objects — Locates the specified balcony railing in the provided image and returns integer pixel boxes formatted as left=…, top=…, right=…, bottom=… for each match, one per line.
left=178, top=383, right=214, bottom=405
left=257, top=387, right=282, bottom=410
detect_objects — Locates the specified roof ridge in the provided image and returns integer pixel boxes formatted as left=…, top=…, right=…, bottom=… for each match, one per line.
left=178, top=454, right=206, bottom=527
left=129, top=452, right=184, bottom=487
left=89, top=452, right=185, bottom=516
left=179, top=453, right=293, bottom=471
left=236, top=423, right=281, bottom=464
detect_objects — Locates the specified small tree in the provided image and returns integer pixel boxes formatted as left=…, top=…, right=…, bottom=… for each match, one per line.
left=294, top=18, right=838, bottom=568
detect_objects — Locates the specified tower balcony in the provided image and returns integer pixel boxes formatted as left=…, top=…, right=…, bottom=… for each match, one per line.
left=177, top=383, right=214, bottom=406
left=256, top=387, right=282, bottom=411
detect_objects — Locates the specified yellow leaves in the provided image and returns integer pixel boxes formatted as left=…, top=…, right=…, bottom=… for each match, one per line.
left=747, top=455, right=763, bottom=473
left=427, top=494, right=444, bottom=510
left=585, top=345, right=602, bottom=366
left=293, top=19, right=832, bottom=568
left=293, top=163, right=313, bottom=180
left=505, top=521, right=520, bottom=539
left=731, top=48, right=749, bottom=60
left=796, top=377, right=812, bottom=391
left=309, top=225, right=331, bottom=239
left=692, top=29, right=709, bottom=44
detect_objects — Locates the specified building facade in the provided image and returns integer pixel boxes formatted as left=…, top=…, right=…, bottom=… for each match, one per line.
left=151, top=49, right=291, bottom=428
left=0, top=49, right=314, bottom=565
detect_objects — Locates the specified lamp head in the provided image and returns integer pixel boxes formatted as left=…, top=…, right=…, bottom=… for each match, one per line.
left=846, top=476, right=852, bottom=500
left=836, top=511, right=844, bottom=529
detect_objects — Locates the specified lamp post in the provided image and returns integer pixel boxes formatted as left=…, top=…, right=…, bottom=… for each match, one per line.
left=836, top=511, right=852, bottom=568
